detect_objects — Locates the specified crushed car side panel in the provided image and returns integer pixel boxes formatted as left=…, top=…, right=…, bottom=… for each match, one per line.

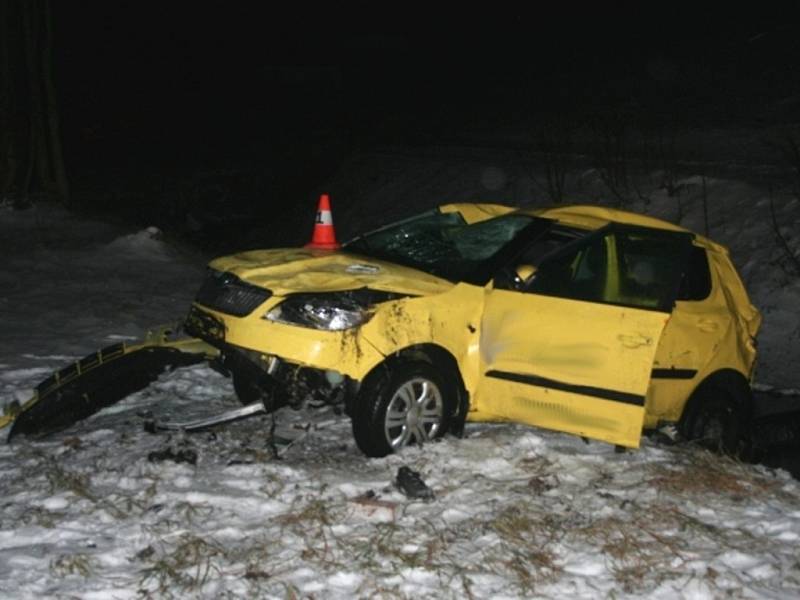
left=358, top=283, right=485, bottom=392
left=644, top=243, right=761, bottom=426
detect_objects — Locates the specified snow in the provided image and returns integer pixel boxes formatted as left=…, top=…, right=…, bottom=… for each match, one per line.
left=1, top=148, right=800, bottom=598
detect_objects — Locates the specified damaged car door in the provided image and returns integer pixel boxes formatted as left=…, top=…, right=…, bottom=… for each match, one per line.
left=476, top=225, right=693, bottom=448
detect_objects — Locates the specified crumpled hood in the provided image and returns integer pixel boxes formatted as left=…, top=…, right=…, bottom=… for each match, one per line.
left=209, top=248, right=454, bottom=297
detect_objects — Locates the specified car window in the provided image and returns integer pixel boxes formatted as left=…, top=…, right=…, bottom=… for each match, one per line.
left=526, top=226, right=692, bottom=311
left=614, top=230, right=683, bottom=308
left=676, top=245, right=712, bottom=301
left=514, top=228, right=584, bottom=264
left=528, top=234, right=609, bottom=302
left=344, top=210, right=548, bottom=283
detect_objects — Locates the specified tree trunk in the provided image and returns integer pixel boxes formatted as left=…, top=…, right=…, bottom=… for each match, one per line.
left=23, top=0, right=52, bottom=197
left=0, top=0, right=17, bottom=197
left=41, top=0, right=68, bottom=204
left=1, top=0, right=68, bottom=206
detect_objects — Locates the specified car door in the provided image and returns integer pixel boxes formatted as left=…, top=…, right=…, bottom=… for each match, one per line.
left=475, top=225, right=693, bottom=448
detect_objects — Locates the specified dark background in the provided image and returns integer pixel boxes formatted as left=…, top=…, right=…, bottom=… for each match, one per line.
left=45, top=3, right=799, bottom=248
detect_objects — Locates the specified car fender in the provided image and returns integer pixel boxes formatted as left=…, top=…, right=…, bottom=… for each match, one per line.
left=354, top=343, right=470, bottom=436
left=360, top=283, right=484, bottom=393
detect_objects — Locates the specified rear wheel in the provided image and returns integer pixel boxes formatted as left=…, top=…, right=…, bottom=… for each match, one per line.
left=681, top=384, right=747, bottom=455
left=352, top=361, right=453, bottom=458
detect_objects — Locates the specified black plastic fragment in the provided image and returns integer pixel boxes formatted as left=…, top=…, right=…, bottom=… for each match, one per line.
left=9, top=346, right=204, bottom=440
left=394, top=466, right=435, bottom=501
left=147, top=447, right=198, bottom=465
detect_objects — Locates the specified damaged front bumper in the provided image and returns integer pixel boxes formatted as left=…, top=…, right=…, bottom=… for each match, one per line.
left=184, top=305, right=363, bottom=414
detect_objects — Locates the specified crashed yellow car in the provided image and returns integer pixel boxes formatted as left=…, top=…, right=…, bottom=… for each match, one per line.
left=4, top=203, right=761, bottom=458
left=185, top=202, right=761, bottom=455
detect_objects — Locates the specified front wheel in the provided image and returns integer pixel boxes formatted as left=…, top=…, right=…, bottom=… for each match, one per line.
left=232, top=372, right=264, bottom=406
left=352, top=361, right=453, bottom=458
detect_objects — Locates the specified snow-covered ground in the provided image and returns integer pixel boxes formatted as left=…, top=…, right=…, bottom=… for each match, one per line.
left=1, top=149, right=800, bottom=598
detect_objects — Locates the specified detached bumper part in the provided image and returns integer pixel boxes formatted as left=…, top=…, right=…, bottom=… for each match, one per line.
left=2, top=326, right=217, bottom=441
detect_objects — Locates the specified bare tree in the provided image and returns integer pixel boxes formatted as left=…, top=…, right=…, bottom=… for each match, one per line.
left=41, top=0, right=68, bottom=203
left=769, top=186, right=800, bottom=276
left=0, top=0, right=18, bottom=200
left=768, top=132, right=800, bottom=200
left=530, top=121, right=572, bottom=204
left=0, top=0, right=68, bottom=205
left=590, top=110, right=630, bottom=206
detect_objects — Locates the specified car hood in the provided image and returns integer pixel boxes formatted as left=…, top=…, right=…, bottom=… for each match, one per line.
left=209, top=248, right=455, bottom=297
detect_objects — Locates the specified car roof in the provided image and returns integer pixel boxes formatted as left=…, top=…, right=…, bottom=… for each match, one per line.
left=530, top=204, right=689, bottom=233
left=440, top=202, right=725, bottom=253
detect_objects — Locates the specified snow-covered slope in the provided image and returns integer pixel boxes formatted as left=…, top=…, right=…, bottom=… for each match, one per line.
left=1, top=150, right=799, bottom=598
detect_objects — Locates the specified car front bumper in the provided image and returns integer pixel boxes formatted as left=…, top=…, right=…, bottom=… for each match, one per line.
left=184, top=303, right=382, bottom=411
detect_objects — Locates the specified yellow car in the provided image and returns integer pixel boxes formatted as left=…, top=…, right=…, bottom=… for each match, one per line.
left=181, top=202, right=761, bottom=457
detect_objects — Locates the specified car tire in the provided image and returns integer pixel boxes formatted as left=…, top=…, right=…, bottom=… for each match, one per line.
left=352, top=361, right=453, bottom=458
left=232, top=373, right=263, bottom=406
left=681, top=384, right=746, bottom=455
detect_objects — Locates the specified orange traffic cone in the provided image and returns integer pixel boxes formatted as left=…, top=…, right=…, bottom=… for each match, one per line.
left=305, top=193, right=341, bottom=250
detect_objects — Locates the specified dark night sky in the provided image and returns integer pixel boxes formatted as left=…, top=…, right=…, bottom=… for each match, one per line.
left=51, top=4, right=796, bottom=164
left=40, top=3, right=798, bottom=247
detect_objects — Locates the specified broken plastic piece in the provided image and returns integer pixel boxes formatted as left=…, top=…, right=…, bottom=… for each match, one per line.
left=394, top=465, right=435, bottom=501
left=147, top=447, right=198, bottom=465
left=143, top=401, right=265, bottom=433
left=349, top=490, right=397, bottom=521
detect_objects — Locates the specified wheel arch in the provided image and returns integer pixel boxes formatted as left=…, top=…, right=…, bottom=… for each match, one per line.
left=679, top=368, right=753, bottom=434
left=354, top=343, right=470, bottom=437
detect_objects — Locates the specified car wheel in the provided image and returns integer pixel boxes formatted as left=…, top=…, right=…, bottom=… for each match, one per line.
left=232, top=373, right=263, bottom=405
left=352, top=361, right=452, bottom=458
left=681, top=386, right=744, bottom=455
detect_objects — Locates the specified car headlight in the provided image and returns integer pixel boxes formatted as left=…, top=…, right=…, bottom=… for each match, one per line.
left=263, top=290, right=405, bottom=331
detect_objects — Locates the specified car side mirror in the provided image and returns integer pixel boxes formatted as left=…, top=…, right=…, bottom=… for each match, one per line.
left=509, top=264, right=537, bottom=290
left=515, top=264, right=537, bottom=282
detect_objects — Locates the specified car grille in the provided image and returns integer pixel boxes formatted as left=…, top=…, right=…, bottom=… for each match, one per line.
left=195, top=269, right=272, bottom=317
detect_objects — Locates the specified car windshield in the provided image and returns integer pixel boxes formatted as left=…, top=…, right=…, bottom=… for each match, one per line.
left=344, top=209, right=544, bottom=283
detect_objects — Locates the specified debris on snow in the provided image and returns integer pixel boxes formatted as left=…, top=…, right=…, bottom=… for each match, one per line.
left=147, top=446, right=198, bottom=466
left=394, top=465, right=435, bottom=502
left=349, top=490, right=397, bottom=522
